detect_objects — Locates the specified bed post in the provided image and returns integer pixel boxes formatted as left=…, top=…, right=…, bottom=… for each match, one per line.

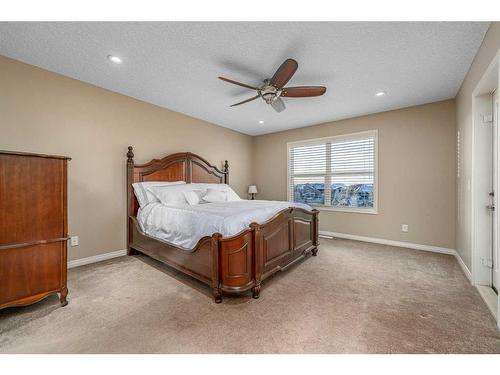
left=210, top=233, right=222, bottom=303
left=126, top=146, right=136, bottom=256
left=250, top=222, right=262, bottom=299
left=311, top=209, right=319, bottom=256
left=223, top=160, right=229, bottom=184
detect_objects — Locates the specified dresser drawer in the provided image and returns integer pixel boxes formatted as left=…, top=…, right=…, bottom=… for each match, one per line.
left=0, top=241, right=66, bottom=306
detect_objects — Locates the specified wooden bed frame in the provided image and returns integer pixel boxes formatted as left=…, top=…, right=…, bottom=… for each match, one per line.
left=127, top=146, right=319, bottom=303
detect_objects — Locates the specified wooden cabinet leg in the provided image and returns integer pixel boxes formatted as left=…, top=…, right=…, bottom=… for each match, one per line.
left=60, top=287, right=68, bottom=307
left=213, top=288, right=222, bottom=304
left=311, top=247, right=319, bottom=256
left=251, top=285, right=261, bottom=299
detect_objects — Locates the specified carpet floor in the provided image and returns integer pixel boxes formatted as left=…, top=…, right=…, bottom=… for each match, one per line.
left=1, top=238, right=499, bottom=353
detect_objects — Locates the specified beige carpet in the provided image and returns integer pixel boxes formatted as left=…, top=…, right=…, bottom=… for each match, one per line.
left=1, top=238, right=499, bottom=353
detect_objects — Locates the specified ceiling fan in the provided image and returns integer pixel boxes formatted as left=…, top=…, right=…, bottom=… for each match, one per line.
left=218, top=58, right=326, bottom=113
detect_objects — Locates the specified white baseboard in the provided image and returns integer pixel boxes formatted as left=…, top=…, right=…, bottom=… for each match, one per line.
left=476, top=285, right=498, bottom=320
left=319, top=230, right=473, bottom=281
left=68, top=249, right=127, bottom=269
left=319, top=230, right=456, bottom=255
left=454, top=252, right=472, bottom=281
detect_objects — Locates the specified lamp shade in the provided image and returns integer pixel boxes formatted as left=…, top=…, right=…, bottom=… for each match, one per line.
left=248, top=185, right=258, bottom=194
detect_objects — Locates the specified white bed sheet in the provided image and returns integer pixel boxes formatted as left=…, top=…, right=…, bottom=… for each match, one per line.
left=137, top=200, right=312, bottom=250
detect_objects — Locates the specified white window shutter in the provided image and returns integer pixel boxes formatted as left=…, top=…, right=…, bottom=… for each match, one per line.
left=288, top=131, right=377, bottom=212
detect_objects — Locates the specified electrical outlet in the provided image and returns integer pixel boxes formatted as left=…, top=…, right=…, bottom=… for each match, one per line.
left=70, top=236, right=79, bottom=246
left=401, top=224, right=409, bottom=233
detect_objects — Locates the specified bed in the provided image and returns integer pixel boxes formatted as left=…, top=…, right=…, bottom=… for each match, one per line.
left=126, top=146, right=319, bottom=303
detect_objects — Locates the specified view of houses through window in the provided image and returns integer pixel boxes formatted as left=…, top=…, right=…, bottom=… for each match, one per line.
left=288, top=131, right=377, bottom=211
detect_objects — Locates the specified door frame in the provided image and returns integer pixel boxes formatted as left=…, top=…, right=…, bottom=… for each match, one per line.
left=471, top=49, right=500, bottom=328
left=494, top=88, right=499, bottom=295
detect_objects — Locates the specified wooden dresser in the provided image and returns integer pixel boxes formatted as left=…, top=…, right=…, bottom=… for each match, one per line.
left=0, top=150, right=71, bottom=309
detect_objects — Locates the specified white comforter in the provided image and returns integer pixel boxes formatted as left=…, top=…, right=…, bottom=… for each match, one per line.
left=137, top=200, right=312, bottom=250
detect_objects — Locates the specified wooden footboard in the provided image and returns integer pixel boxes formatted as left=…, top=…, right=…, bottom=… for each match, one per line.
left=261, top=207, right=318, bottom=278
left=258, top=207, right=319, bottom=295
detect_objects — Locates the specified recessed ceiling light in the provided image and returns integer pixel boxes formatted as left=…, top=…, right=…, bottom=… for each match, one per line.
left=107, top=55, right=122, bottom=64
left=259, top=120, right=264, bottom=124
left=375, top=91, right=386, bottom=97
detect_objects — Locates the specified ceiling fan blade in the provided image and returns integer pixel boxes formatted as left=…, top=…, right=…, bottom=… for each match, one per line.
left=218, top=76, right=259, bottom=90
left=271, top=97, right=286, bottom=112
left=230, top=94, right=260, bottom=107
left=281, top=86, right=327, bottom=97
left=270, top=59, right=298, bottom=89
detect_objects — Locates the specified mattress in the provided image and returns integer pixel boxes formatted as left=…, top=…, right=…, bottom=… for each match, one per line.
left=137, top=200, right=312, bottom=250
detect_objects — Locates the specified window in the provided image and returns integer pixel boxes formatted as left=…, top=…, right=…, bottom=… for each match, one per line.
left=287, top=130, right=377, bottom=213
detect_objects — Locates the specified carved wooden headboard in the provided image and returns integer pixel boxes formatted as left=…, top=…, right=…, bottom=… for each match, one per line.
left=126, top=146, right=229, bottom=217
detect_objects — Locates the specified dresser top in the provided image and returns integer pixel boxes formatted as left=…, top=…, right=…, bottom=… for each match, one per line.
left=0, top=150, right=71, bottom=160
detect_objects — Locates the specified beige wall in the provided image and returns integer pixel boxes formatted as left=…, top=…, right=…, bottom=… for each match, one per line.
left=0, top=55, right=253, bottom=261
left=456, top=22, right=500, bottom=270
left=253, top=100, right=456, bottom=249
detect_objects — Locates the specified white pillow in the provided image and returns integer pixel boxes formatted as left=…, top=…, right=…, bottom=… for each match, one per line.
left=149, top=185, right=191, bottom=206
left=132, top=181, right=186, bottom=207
left=202, top=188, right=227, bottom=203
left=183, top=190, right=204, bottom=205
left=191, top=183, right=241, bottom=201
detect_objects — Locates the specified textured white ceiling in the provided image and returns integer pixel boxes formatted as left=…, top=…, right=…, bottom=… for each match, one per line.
left=0, top=22, right=489, bottom=135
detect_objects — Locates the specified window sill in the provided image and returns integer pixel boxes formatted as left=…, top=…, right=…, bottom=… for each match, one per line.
left=312, top=206, right=378, bottom=215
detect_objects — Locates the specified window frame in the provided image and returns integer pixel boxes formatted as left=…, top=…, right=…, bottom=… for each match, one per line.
left=287, top=129, right=378, bottom=214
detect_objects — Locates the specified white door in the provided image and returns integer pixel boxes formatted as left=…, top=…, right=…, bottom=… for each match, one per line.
left=474, top=93, right=495, bottom=286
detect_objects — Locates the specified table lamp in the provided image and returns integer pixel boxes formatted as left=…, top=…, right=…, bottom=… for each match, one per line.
left=248, top=185, right=258, bottom=200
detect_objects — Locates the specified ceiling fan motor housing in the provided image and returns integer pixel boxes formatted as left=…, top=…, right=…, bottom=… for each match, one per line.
left=260, top=81, right=281, bottom=104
